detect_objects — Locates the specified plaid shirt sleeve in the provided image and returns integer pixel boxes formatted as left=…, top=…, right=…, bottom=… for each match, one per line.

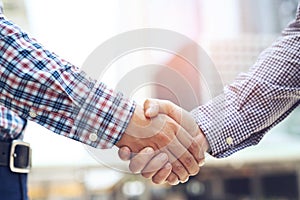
left=0, top=14, right=135, bottom=149
left=191, top=5, right=300, bottom=158
left=0, top=106, right=26, bottom=141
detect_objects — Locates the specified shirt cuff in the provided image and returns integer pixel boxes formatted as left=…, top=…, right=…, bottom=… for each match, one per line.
left=70, top=81, right=136, bottom=149
left=191, top=93, right=245, bottom=158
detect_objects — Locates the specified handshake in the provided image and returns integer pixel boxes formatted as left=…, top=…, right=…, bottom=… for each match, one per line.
left=116, top=99, right=210, bottom=185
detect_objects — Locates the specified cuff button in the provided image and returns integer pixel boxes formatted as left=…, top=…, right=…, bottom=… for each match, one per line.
left=29, top=111, right=38, bottom=118
left=226, top=137, right=233, bottom=145
left=89, top=133, right=98, bottom=142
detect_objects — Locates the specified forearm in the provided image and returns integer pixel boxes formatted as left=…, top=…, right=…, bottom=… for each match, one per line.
left=192, top=19, right=300, bottom=158
left=0, top=14, right=135, bottom=148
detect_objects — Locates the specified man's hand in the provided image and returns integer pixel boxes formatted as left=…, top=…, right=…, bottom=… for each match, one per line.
left=119, top=146, right=175, bottom=184
left=118, top=99, right=210, bottom=185
left=116, top=103, right=202, bottom=183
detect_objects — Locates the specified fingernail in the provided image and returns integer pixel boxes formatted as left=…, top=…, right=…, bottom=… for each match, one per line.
left=165, top=163, right=172, bottom=169
left=145, top=147, right=154, bottom=154
left=145, top=108, right=154, bottom=116
left=181, top=177, right=189, bottom=184
left=170, top=180, right=180, bottom=185
left=199, top=159, right=205, bottom=167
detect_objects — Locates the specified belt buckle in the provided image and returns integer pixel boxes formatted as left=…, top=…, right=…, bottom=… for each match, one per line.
left=9, top=140, right=32, bottom=173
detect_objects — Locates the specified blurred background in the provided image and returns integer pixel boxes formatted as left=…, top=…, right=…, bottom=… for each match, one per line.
left=3, top=0, right=300, bottom=199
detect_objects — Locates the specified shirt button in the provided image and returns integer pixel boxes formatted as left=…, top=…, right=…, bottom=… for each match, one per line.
left=29, top=111, right=38, bottom=118
left=226, top=137, right=233, bottom=145
left=89, top=133, right=98, bottom=142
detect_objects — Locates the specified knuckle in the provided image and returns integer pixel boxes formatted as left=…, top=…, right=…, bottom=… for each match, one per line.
left=157, top=135, right=170, bottom=149
left=172, top=163, right=189, bottom=181
left=166, top=102, right=176, bottom=115
left=189, top=140, right=199, bottom=151
left=159, top=134, right=170, bottom=143
left=183, top=156, right=193, bottom=166
left=182, top=155, right=199, bottom=175
left=172, top=163, right=184, bottom=173
left=164, top=120, right=177, bottom=134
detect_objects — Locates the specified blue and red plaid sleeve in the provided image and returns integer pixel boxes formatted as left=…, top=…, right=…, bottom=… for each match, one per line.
left=0, top=106, right=26, bottom=141
left=0, top=14, right=135, bottom=148
left=191, top=6, right=300, bottom=158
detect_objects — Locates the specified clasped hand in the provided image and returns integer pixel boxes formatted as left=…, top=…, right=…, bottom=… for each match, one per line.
left=116, top=99, right=209, bottom=185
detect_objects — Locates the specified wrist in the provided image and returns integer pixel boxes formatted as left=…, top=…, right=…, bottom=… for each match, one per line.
left=115, top=104, right=151, bottom=149
left=199, top=129, right=211, bottom=153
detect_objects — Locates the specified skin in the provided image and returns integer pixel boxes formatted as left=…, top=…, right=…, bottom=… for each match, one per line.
left=115, top=103, right=202, bottom=182
left=118, top=99, right=209, bottom=185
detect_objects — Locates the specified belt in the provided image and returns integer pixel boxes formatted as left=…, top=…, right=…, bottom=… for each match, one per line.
left=0, top=140, right=31, bottom=173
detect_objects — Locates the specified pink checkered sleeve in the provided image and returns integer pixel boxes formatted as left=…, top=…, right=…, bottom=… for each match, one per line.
left=0, top=14, right=135, bottom=148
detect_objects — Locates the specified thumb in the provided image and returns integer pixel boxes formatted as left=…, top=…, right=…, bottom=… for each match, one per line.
left=144, top=99, right=160, bottom=118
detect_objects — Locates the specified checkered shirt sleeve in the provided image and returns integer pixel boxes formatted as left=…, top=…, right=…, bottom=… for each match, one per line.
left=0, top=1, right=26, bottom=141
left=191, top=7, right=300, bottom=158
left=0, top=106, right=26, bottom=140
left=0, top=15, right=135, bottom=148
